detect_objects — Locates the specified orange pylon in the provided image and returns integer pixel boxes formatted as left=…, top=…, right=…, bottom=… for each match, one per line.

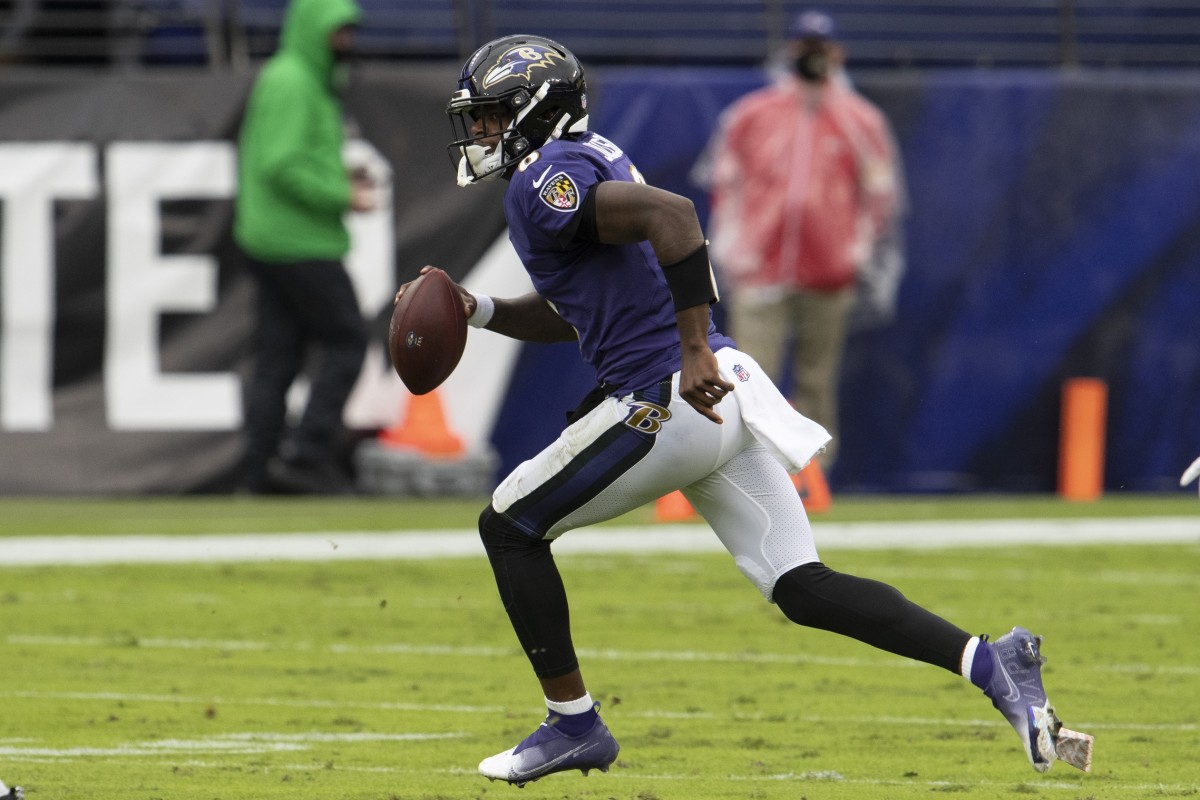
left=654, top=490, right=697, bottom=521
left=1057, top=378, right=1107, bottom=502
left=379, top=390, right=464, bottom=456
left=792, top=460, right=831, bottom=513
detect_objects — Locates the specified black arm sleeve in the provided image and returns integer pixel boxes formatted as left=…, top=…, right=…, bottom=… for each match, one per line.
left=661, top=241, right=720, bottom=312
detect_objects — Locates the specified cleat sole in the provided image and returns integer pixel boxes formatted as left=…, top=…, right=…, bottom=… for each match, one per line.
left=1033, top=701, right=1061, bottom=770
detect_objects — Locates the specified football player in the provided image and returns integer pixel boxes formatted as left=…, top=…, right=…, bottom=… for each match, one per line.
left=396, top=34, right=1092, bottom=787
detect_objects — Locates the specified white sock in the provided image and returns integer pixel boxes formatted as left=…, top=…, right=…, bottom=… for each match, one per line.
left=546, top=692, right=594, bottom=716
left=960, top=635, right=982, bottom=680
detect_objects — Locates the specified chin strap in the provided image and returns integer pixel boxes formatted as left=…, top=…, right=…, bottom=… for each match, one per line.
left=548, top=110, right=587, bottom=142
left=457, top=144, right=504, bottom=187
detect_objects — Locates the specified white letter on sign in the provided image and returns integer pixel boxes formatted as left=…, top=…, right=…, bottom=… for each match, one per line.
left=0, top=144, right=98, bottom=430
left=105, top=142, right=240, bottom=430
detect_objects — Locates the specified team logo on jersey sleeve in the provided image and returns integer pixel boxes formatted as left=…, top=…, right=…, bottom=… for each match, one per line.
left=537, top=172, right=579, bottom=212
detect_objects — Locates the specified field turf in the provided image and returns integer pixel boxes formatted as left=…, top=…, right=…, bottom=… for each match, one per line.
left=0, top=495, right=1197, bottom=799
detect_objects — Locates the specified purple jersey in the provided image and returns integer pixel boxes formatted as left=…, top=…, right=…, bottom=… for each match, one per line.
left=504, top=132, right=734, bottom=393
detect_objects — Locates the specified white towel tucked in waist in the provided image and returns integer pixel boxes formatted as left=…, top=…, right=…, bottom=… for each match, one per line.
left=715, top=347, right=831, bottom=473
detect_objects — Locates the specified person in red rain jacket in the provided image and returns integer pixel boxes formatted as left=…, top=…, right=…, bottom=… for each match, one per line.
left=701, top=9, right=903, bottom=469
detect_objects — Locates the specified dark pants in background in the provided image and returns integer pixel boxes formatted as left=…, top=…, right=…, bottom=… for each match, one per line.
left=240, top=251, right=368, bottom=492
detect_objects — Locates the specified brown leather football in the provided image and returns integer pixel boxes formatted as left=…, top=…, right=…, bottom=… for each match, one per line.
left=388, top=268, right=468, bottom=395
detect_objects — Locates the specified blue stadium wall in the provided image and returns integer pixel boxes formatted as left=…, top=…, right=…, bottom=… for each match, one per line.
left=496, top=67, right=1200, bottom=494
left=0, top=65, right=1196, bottom=493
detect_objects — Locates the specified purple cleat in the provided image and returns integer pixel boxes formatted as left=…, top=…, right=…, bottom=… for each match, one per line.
left=478, top=707, right=620, bottom=787
left=983, top=626, right=1093, bottom=773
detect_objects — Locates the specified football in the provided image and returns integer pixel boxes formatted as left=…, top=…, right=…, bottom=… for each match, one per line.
left=388, top=268, right=468, bottom=395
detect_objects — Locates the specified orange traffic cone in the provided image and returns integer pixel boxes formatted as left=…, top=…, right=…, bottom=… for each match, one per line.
left=655, top=490, right=697, bottom=522
left=379, top=389, right=464, bottom=456
left=792, top=460, right=831, bottom=513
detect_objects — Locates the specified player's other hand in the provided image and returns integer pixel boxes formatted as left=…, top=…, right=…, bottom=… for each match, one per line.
left=350, top=181, right=377, bottom=212
left=679, top=348, right=734, bottom=424
left=349, top=166, right=378, bottom=212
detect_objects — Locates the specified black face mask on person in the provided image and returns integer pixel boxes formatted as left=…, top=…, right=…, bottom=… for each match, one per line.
left=795, top=50, right=829, bottom=82
left=331, top=47, right=358, bottom=92
left=329, top=25, right=358, bottom=91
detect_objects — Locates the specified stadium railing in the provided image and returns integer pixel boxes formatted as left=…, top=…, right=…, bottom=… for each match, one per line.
left=1, top=1, right=1199, bottom=69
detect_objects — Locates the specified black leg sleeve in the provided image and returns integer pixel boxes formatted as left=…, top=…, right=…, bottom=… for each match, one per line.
left=479, top=505, right=579, bottom=679
left=773, top=562, right=971, bottom=674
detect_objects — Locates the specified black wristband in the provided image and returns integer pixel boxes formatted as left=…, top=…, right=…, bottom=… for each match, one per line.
left=661, top=241, right=719, bottom=313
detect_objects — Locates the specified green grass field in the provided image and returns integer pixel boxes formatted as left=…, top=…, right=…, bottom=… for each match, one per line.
left=0, top=492, right=1195, bottom=535
left=1, top=496, right=1197, bottom=799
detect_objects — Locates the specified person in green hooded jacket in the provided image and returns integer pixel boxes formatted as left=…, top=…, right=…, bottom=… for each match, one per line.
left=234, top=0, right=375, bottom=494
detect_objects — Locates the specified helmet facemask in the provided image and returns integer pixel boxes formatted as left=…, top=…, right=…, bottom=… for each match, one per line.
left=447, top=90, right=529, bottom=186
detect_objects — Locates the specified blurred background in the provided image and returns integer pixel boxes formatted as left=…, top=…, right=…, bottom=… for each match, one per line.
left=1, top=0, right=1198, bottom=495
left=5, top=0, right=1200, bottom=68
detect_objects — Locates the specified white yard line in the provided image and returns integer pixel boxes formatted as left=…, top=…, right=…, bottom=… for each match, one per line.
left=9, top=634, right=1200, bottom=677
left=0, top=517, right=1195, bottom=566
left=5, top=689, right=1196, bottom=734
left=0, top=731, right=467, bottom=758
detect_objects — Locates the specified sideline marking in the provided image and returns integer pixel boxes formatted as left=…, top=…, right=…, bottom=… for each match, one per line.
left=5, top=690, right=1195, bottom=733
left=9, top=635, right=1200, bottom=677
left=0, top=518, right=1195, bottom=565
left=0, top=731, right=467, bottom=758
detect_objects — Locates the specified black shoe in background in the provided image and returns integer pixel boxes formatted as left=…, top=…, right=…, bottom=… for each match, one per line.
left=264, top=456, right=356, bottom=495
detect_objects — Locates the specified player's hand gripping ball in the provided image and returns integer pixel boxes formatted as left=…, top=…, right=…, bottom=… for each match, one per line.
left=388, top=267, right=468, bottom=395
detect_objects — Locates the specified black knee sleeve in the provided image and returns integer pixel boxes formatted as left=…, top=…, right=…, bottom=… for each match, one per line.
left=773, top=562, right=970, bottom=674
left=479, top=505, right=579, bottom=679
